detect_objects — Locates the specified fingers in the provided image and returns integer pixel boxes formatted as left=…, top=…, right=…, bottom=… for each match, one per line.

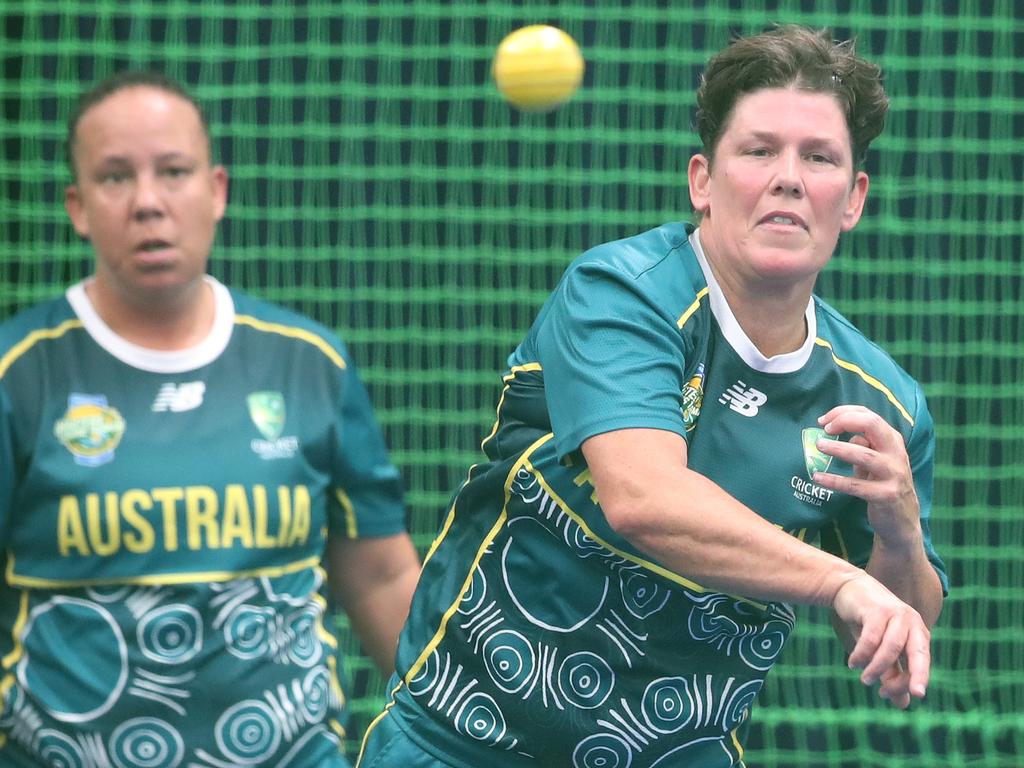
left=873, top=633, right=930, bottom=710
left=813, top=465, right=894, bottom=503
left=877, top=663, right=912, bottom=709
left=904, top=621, right=931, bottom=698
left=813, top=406, right=918, bottom=518
left=834, top=575, right=930, bottom=708
left=818, top=405, right=904, bottom=453
left=848, top=608, right=905, bottom=685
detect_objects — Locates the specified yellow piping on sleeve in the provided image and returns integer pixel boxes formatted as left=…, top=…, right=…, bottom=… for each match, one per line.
left=814, top=338, right=914, bottom=426
left=0, top=319, right=83, bottom=378
left=335, top=489, right=358, bottom=538
left=235, top=315, right=347, bottom=371
left=677, top=287, right=710, bottom=328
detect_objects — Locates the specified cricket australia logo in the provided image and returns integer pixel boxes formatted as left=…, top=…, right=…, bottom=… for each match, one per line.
left=719, top=380, right=767, bottom=417
left=681, top=362, right=706, bottom=431
left=247, top=391, right=298, bottom=460
left=791, top=427, right=838, bottom=506
left=54, top=393, right=126, bottom=467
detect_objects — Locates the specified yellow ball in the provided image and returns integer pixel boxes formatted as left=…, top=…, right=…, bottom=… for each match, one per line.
left=492, top=25, right=584, bottom=112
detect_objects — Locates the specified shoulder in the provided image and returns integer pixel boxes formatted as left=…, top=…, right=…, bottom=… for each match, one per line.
left=0, top=294, right=78, bottom=373
left=813, top=296, right=926, bottom=423
left=560, top=222, right=708, bottom=313
left=228, top=289, right=351, bottom=369
left=573, top=221, right=699, bottom=279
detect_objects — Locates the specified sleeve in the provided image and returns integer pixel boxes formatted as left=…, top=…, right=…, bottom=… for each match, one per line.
left=904, top=392, right=950, bottom=595
left=327, top=354, right=407, bottom=540
left=822, top=385, right=950, bottom=596
left=536, top=259, right=688, bottom=460
left=0, top=383, right=13, bottom=545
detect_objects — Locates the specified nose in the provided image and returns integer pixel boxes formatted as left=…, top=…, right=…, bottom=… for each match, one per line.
left=131, top=172, right=165, bottom=221
left=770, top=149, right=804, bottom=198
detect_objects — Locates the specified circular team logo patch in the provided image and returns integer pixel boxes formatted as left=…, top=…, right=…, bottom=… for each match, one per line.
left=54, top=394, right=126, bottom=467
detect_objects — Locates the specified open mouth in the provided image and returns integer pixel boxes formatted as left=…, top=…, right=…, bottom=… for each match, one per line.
left=137, top=239, right=173, bottom=253
left=759, top=213, right=807, bottom=230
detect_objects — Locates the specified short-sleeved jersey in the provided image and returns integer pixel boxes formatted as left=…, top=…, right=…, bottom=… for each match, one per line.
left=376, top=223, right=947, bottom=768
left=0, top=277, right=406, bottom=767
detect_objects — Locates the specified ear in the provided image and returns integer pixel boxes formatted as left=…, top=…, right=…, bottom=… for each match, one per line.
left=64, top=184, right=90, bottom=239
left=211, top=165, right=229, bottom=222
left=840, top=171, right=870, bottom=232
left=688, top=154, right=712, bottom=215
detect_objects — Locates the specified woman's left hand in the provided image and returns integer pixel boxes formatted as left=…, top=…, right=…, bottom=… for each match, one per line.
left=812, top=404, right=922, bottom=547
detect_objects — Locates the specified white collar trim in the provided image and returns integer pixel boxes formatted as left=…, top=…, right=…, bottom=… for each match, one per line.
left=690, top=228, right=815, bottom=374
left=66, top=275, right=235, bottom=373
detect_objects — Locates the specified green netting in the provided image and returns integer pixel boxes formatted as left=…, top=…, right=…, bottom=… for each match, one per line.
left=2, top=0, right=1021, bottom=764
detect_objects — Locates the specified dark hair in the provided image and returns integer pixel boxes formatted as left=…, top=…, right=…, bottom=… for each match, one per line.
left=66, top=70, right=211, bottom=179
left=695, top=25, right=889, bottom=166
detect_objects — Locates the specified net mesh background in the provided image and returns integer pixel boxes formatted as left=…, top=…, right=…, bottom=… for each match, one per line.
left=2, top=1, right=1021, bottom=765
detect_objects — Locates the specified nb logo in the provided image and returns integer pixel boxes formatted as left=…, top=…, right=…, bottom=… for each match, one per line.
left=719, top=380, right=767, bottom=417
left=152, top=382, right=206, bottom=413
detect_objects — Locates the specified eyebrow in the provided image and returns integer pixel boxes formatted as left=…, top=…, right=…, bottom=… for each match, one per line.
left=745, top=130, right=844, bottom=149
left=95, top=152, right=195, bottom=166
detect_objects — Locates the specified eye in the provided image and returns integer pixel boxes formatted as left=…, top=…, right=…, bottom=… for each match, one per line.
left=98, top=170, right=132, bottom=184
left=161, top=166, right=192, bottom=179
left=807, top=152, right=835, bottom=165
left=746, top=147, right=772, bottom=158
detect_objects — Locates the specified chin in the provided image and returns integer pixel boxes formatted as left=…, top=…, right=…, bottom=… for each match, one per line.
left=753, top=247, right=820, bottom=268
left=749, top=252, right=826, bottom=286
left=128, top=270, right=202, bottom=297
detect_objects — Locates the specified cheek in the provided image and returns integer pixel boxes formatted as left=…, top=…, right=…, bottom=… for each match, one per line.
left=83, top=207, right=122, bottom=243
left=181, top=199, right=220, bottom=246
left=721, top=170, right=764, bottom=204
left=813, top=184, right=856, bottom=220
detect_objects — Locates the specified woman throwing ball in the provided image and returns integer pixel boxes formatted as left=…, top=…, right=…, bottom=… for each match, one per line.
left=360, top=25, right=946, bottom=768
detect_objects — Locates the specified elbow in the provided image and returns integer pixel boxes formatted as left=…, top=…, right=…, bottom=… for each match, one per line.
left=601, top=491, right=658, bottom=542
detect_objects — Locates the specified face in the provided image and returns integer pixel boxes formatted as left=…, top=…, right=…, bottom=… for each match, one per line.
left=65, top=86, right=228, bottom=304
left=688, top=87, right=868, bottom=293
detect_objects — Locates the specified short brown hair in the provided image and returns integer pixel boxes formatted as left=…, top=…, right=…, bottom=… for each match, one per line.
left=695, top=25, right=889, bottom=166
left=66, top=70, right=211, bottom=179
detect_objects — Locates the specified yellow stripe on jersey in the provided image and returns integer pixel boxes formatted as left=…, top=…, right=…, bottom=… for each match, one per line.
left=420, top=497, right=458, bottom=570
left=5, top=553, right=322, bottom=589
left=0, top=318, right=83, bottom=379
left=335, top=488, right=358, bottom=538
left=235, top=315, right=347, bottom=371
left=1, top=591, right=29, bottom=671
left=357, top=688, right=403, bottom=767
left=403, top=432, right=557, bottom=683
left=730, top=710, right=748, bottom=761
left=327, top=654, right=346, bottom=709
left=310, top=573, right=339, bottom=651
left=479, top=362, right=543, bottom=453
left=677, top=287, right=710, bottom=328
left=328, top=718, right=347, bottom=744
left=814, top=338, right=915, bottom=426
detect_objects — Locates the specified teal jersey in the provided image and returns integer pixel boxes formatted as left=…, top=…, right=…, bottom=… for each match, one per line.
left=379, top=224, right=947, bottom=768
left=0, top=278, right=406, bottom=767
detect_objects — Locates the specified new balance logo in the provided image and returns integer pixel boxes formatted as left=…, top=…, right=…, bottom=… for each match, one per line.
left=719, top=380, right=767, bottom=417
left=152, top=382, right=206, bottom=412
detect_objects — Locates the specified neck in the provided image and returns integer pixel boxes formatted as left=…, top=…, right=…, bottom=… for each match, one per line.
left=737, top=298, right=809, bottom=358
left=85, top=277, right=215, bottom=351
left=703, top=255, right=812, bottom=358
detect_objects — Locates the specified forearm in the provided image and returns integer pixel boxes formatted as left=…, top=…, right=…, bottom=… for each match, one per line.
left=866, top=535, right=943, bottom=626
left=610, top=465, right=865, bottom=608
left=335, top=564, right=420, bottom=674
left=327, top=533, right=421, bottom=675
